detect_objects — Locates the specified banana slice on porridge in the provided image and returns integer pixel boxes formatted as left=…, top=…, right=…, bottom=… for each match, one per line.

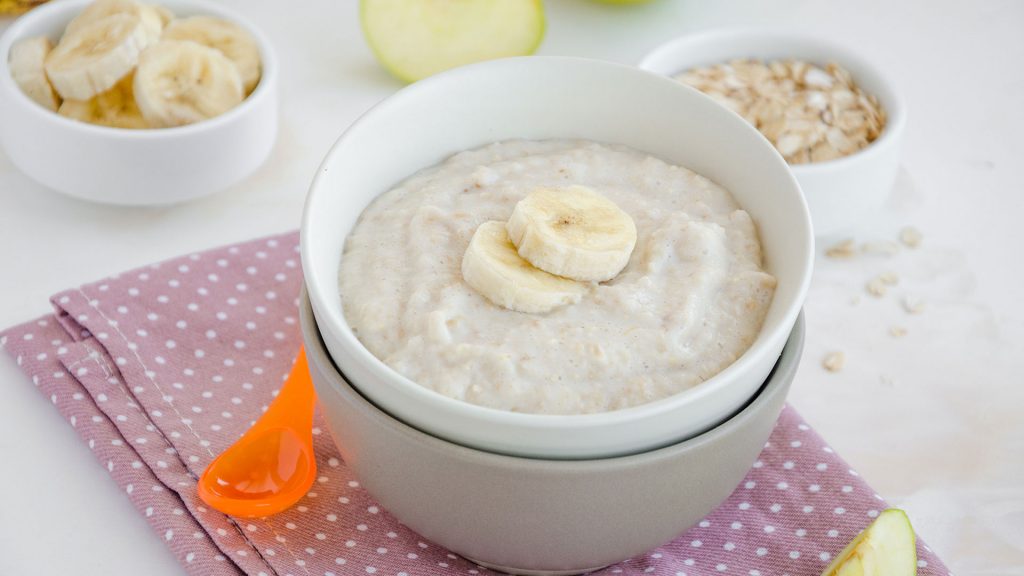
left=507, top=185, right=637, bottom=282
left=462, top=220, right=588, bottom=314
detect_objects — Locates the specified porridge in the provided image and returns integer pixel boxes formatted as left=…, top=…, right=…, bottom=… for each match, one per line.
left=338, top=140, right=776, bottom=415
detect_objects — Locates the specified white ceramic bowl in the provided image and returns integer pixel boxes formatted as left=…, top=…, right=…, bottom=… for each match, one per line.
left=640, top=29, right=907, bottom=238
left=0, top=0, right=278, bottom=206
left=302, top=56, right=813, bottom=460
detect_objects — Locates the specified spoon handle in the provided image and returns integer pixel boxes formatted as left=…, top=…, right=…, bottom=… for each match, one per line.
left=256, top=347, right=316, bottom=435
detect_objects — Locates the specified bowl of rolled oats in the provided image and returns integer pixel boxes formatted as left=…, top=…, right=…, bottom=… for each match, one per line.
left=640, top=28, right=906, bottom=237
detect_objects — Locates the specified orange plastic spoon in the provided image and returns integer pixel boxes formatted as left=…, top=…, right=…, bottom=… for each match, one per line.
left=198, top=347, right=317, bottom=517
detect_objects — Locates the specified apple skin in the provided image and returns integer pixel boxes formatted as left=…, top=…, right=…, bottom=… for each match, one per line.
left=360, top=0, right=546, bottom=84
left=821, top=509, right=917, bottom=576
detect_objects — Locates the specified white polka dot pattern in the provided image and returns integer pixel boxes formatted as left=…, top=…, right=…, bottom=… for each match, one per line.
left=0, top=232, right=951, bottom=576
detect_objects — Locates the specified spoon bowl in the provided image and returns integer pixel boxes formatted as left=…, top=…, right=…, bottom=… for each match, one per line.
left=198, top=348, right=317, bottom=517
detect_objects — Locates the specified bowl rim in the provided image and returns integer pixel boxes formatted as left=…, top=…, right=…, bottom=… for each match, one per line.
left=302, top=55, right=813, bottom=433
left=0, top=0, right=278, bottom=138
left=302, top=287, right=806, bottom=466
left=638, top=27, right=907, bottom=174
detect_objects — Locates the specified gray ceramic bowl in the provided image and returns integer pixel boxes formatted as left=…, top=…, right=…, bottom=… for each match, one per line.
left=301, top=291, right=805, bottom=575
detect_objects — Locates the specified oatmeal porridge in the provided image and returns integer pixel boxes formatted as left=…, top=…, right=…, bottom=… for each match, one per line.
left=338, top=139, right=776, bottom=415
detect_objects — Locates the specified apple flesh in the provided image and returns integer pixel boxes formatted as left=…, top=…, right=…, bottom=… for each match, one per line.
left=822, top=509, right=917, bottom=576
left=360, top=0, right=546, bottom=83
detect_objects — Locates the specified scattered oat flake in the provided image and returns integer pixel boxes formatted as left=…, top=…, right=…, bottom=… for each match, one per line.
left=823, top=351, right=846, bottom=373
left=866, top=277, right=887, bottom=297
left=849, top=295, right=862, bottom=306
left=878, top=271, right=899, bottom=286
left=888, top=326, right=907, bottom=338
left=826, top=239, right=857, bottom=259
left=900, top=226, right=922, bottom=248
left=880, top=374, right=896, bottom=387
left=902, top=296, right=926, bottom=314
left=861, top=241, right=900, bottom=256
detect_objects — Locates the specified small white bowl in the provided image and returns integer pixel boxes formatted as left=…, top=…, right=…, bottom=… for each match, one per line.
left=302, top=56, right=813, bottom=460
left=640, top=29, right=906, bottom=238
left=0, top=0, right=278, bottom=206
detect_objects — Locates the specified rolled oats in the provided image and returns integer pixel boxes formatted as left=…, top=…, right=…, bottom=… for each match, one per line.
left=861, top=241, right=901, bottom=256
left=888, top=326, right=908, bottom=338
left=866, top=276, right=888, bottom=297
left=900, top=226, right=923, bottom=248
left=902, top=296, right=926, bottom=315
left=676, top=59, right=886, bottom=164
left=823, top=351, right=846, bottom=372
left=878, top=271, right=900, bottom=286
left=826, top=238, right=857, bottom=259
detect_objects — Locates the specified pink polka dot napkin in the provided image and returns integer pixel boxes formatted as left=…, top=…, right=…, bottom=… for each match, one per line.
left=1, top=231, right=949, bottom=576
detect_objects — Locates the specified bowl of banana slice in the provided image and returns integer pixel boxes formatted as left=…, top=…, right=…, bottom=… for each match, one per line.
left=0, top=0, right=277, bottom=205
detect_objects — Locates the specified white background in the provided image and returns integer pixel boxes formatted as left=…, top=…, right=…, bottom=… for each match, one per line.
left=1, top=0, right=1022, bottom=573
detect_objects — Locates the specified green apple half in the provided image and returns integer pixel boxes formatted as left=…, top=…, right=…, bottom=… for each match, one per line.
left=360, top=0, right=546, bottom=83
left=823, top=509, right=917, bottom=576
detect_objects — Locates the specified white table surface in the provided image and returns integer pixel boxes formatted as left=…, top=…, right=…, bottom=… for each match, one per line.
left=1, top=0, right=1022, bottom=574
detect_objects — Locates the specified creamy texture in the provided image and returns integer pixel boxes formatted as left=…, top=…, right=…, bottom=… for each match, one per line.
left=339, top=140, right=776, bottom=415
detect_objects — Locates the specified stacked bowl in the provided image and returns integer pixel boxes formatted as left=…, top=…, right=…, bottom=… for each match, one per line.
left=300, top=57, right=813, bottom=574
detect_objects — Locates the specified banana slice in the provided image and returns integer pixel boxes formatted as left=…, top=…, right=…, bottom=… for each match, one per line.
left=163, top=16, right=261, bottom=94
left=133, top=40, right=243, bottom=127
left=45, top=13, right=156, bottom=100
left=507, top=185, right=637, bottom=282
left=64, top=0, right=166, bottom=41
left=59, top=73, right=148, bottom=129
left=151, top=4, right=175, bottom=28
left=8, top=36, right=60, bottom=111
left=462, top=221, right=587, bottom=314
